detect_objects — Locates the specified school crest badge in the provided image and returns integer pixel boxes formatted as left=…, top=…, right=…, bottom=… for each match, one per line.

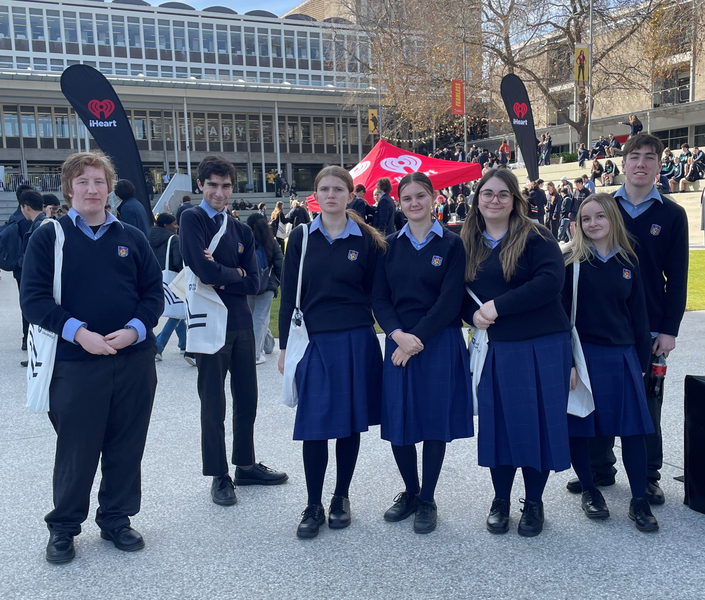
left=431, top=255, right=443, bottom=267
left=347, top=250, right=359, bottom=261
left=238, top=243, right=244, bottom=253
left=650, top=224, right=661, bottom=236
left=623, top=269, right=632, bottom=280
left=118, top=246, right=128, bottom=257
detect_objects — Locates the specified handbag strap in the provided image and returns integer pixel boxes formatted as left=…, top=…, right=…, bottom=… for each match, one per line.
left=40, top=218, right=65, bottom=303
left=571, top=261, right=580, bottom=327
left=165, top=234, right=174, bottom=271
left=465, top=285, right=482, bottom=307
left=295, top=224, right=309, bottom=311
left=201, top=207, right=229, bottom=254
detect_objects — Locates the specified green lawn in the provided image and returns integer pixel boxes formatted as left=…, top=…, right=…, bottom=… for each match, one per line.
left=268, top=249, right=705, bottom=338
left=688, top=250, right=705, bottom=311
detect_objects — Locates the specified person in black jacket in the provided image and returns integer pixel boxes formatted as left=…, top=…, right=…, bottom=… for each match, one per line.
left=349, top=184, right=375, bottom=223
left=527, top=180, right=547, bottom=223
left=7, top=183, right=34, bottom=350
left=180, top=156, right=288, bottom=507
left=373, top=177, right=396, bottom=235
left=607, top=133, right=622, bottom=158
left=461, top=168, right=572, bottom=538
left=175, top=195, right=194, bottom=226
left=148, top=213, right=187, bottom=362
left=115, top=179, right=152, bottom=238
left=562, top=193, right=657, bottom=532
left=578, top=144, right=589, bottom=168
left=286, top=200, right=311, bottom=228
left=21, top=151, right=163, bottom=564
left=246, top=212, right=283, bottom=365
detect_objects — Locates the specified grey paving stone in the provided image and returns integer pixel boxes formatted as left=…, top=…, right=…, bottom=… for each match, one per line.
left=1, top=272, right=704, bottom=600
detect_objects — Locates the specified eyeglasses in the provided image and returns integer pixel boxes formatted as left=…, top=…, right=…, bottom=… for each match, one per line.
left=479, top=190, right=513, bottom=203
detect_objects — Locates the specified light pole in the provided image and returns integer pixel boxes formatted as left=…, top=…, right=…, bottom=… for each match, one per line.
left=587, top=0, right=594, bottom=146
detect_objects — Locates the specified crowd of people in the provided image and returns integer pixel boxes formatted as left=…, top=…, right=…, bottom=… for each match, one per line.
left=0, top=131, right=690, bottom=564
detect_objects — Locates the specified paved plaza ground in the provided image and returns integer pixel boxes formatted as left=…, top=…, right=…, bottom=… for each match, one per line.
left=1, top=272, right=705, bottom=600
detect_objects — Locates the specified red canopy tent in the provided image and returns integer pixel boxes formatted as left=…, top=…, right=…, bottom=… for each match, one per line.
left=304, top=140, right=483, bottom=212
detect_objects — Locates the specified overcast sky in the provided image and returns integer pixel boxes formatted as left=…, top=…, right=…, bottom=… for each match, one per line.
left=171, top=1, right=298, bottom=16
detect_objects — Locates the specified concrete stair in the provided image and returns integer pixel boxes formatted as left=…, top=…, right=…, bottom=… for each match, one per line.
left=1, top=193, right=17, bottom=224
left=511, top=159, right=704, bottom=246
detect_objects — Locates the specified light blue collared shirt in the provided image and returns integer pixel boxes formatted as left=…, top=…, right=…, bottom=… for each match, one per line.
left=199, top=198, right=228, bottom=221
left=613, top=184, right=663, bottom=219
left=592, top=247, right=616, bottom=263
left=482, top=230, right=506, bottom=249
left=61, top=208, right=146, bottom=346
left=310, top=214, right=362, bottom=243
left=398, top=219, right=444, bottom=250
left=585, top=180, right=596, bottom=194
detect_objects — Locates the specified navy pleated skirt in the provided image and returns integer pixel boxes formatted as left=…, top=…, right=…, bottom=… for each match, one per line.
left=477, top=332, right=572, bottom=472
left=381, top=327, right=474, bottom=446
left=568, top=343, right=654, bottom=438
left=294, top=326, right=383, bottom=441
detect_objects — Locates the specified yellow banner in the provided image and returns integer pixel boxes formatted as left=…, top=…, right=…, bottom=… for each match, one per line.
left=575, top=44, right=589, bottom=86
left=368, top=109, right=379, bottom=134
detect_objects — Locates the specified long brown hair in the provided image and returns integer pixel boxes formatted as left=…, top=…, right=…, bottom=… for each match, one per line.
left=271, top=200, right=284, bottom=221
left=314, top=165, right=387, bottom=250
left=460, top=169, right=544, bottom=282
left=562, top=193, right=636, bottom=266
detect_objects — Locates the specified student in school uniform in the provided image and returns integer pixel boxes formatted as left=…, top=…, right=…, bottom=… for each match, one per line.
left=278, top=165, right=386, bottom=539
left=561, top=193, right=658, bottom=532
left=21, top=152, right=163, bottom=563
left=372, top=172, right=473, bottom=534
left=460, top=169, right=572, bottom=537
left=566, top=134, right=689, bottom=508
left=180, top=156, right=287, bottom=507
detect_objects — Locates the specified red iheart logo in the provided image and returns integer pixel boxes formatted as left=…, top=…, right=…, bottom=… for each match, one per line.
left=513, top=102, right=528, bottom=119
left=87, top=99, right=115, bottom=119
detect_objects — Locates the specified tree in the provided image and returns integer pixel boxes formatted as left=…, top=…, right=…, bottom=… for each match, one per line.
left=338, top=0, right=484, bottom=148
left=478, top=0, right=698, bottom=145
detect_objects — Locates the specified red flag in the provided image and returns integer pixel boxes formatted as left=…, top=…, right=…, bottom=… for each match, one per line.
left=350, top=140, right=482, bottom=204
left=305, top=193, right=320, bottom=213
left=451, top=79, right=465, bottom=116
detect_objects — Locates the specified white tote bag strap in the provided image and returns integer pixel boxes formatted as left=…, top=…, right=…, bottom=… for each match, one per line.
left=208, top=211, right=229, bottom=254
left=465, top=286, right=482, bottom=307
left=571, top=261, right=580, bottom=327
left=39, top=218, right=65, bottom=302
left=165, top=234, right=174, bottom=272
left=295, top=224, right=309, bottom=311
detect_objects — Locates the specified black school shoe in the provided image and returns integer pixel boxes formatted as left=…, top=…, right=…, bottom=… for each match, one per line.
left=328, top=495, right=351, bottom=529
left=566, top=474, right=616, bottom=494
left=211, top=474, right=237, bottom=505
left=46, top=532, right=75, bottom=564
left=629, top=498, right=659, bottom=532
left=646, top=479, right=665, bottom=505
left=100, top=525, right=145, bottom=552
left=413, top=499, right=437, bottom=534
left=297, top=504, right=326, bottom=539
left=234, top=463, right=288, bottom=486
left=486, top=498, right=510, bottom=534
left=383, top=491, right=418, bottom=522
left=518, top=499, right=544, bottom=537
left=581, top=488, right=610, bottom=519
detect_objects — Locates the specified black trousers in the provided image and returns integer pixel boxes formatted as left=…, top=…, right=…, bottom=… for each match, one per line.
left=15, top=277, right=29, bottom=343
left=196, top=328, right=257, bottom=476
left=45, top=349, right=157, bottom=535
left=589, top=352, right=663, bottom=481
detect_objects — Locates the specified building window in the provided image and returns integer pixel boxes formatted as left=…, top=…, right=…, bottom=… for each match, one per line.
left=143, top=19, right=156, bottom=49
left=112, top=16, right=125, bottom=46
left=654, top=127, right=688, bottom=150
left=0, top=8, right=10, bottom=50
left=115, top=62, right=128, bottom=75
left=96, top=15, right=110, bottom=46
left=4, top=108, right=20, bottom=137
left=297, top=32, right=307, bottom=59
left=230, top=26, right=242, bottom=55
left=310, top=33, right=321, bottom=60
left=246, top=70, right=257, bottom=82
left=244, top=29, right=255, bottom=56
left=218, top=69, right=230, bottom=81
left=174, top=21, right=186, bottom=53
left=284, top=31, right=295, bottom=59
left=131, top=64, right=144, bottom=76
left=652, top=64, right=690, bottom=108
left=258, top=30, right=269, bottom=57
left=146, top=64, right=158, bottom=77
left=21, top=109, right=37, bottom=139
left=205, top=68, right=216, bottom=80
left=161, top=65, right=173, bottom=78
left=188, top=23, right=200, bottom=52
left=203, top=24, right=214, bottom=53
left=217, top=26, right=227, bottom=55
left=33, top=58, right=47, bottom=71
left=159, top=20, right=171, bottom=50
left=80, top=13, right=94, bottom=45
left=128, top=18, right=141, bottom=48
left=176, top=66, right=188, bottom=78
left=64, top=12, right=78, bottom=44
left=30, top=10, right=45, bottom=41
left=12, top=8, right=27, bottom=41
left=695, top=125, right=705, bottom=147
left=54, top=111, right=70, bottom=138
left=190, top=67, right=202, bottom=79
left=132, top=111, right=148, bottom=140
left=99, top=61, right=112, bottom=74
left=50, top=59, right=64, bottom=72
left=271, top=30, right=282, bottom=58
left=38, top=108, right=53, bottom=138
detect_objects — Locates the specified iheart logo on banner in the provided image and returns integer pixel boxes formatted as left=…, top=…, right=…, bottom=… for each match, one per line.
left=88, top=99, right=115, bottom=119
left=513, top=103, right=528, bottom=119
left=349, top=161, right=371, bottom=178
left=380, top=155, right=422, bottom=175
